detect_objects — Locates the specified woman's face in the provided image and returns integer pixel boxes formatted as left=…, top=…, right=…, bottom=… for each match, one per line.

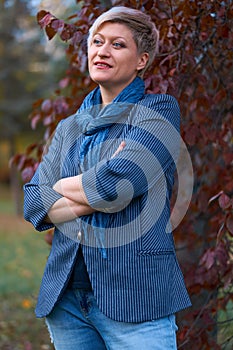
left=88, top=22, right=148, bottom=100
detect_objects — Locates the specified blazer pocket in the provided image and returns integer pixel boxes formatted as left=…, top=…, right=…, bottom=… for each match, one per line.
left=139, top=225, right=175, bottom=254
left=137, top=249, right=174, bottom=257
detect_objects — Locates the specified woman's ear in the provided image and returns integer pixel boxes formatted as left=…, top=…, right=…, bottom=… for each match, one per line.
left=137, top=52, right=149, bottom=71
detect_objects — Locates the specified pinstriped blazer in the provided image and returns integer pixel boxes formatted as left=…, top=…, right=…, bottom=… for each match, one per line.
left=24, top=93, right=191, bottom=321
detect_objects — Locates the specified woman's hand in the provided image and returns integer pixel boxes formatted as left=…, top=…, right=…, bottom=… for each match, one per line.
left=53, top=140, right=126, bottom=201
left=111, top=140, right=126, bottom=158
left=46, top=196, right=95, bottom=224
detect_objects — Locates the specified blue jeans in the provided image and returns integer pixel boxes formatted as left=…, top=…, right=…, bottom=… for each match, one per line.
left=45, top=289, right=178, bottom=350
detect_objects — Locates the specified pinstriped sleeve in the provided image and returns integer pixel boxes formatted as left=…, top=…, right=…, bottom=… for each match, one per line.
left=23, top=122, right=64, bottom=231
left=82, top=94, right=180, bottom=212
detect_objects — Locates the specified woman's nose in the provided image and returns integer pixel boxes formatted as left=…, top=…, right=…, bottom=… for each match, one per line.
left=97, top=43, right=110, bottom=57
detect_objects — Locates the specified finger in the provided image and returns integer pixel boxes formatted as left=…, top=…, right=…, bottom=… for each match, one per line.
left=111, top=141, right=126, bottom=158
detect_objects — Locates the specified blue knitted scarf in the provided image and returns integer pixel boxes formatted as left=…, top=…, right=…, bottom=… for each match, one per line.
left=76, top=76, right=145, bottom=257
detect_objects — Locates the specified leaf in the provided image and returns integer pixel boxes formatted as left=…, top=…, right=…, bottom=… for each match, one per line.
left=67, top=13, right=79, bottom=20
left=217, top=222, right=225, bottom=243
left=32, top=98, right=44, bottom=108
left=189, top=99, right=197, bottom=113
left=51, top=19, right=64, bottom=34
left=59, top=77, right=70, bottom=89
left=37, top=10, right=49, bottom=25
left=223, top=152, right=233, bottom=165
left=9, top=154, right=21, bottom=168
left=226, top=215, right=233, bottom=234
left=45, top=24, right=57, bottom=41
left=25, top=143, right=38, bottom=155
left=199, top=249, right=215, bottom=270
left=44, top=229, right=54, bottom=245
left=208, top=190, right=224, bottom=204
left=41, top=99, right=52, bottom=113
left=214, top=89, right=227, bottom=104
left=31, top=114, right=41, bottom=130
left=223, top=268, right=233, bottom=290
left=218, top=193, right=231, bottom=210
left=199, top=32, right=208, bottom=41
left=72, top=31, right=83, bottom=46
left=169, top=67, right=176, bottom=76
left=215, top=242, right=228, bottom=267
left=21, top=166, right=35, bottom=183
left=16, top=154, right=26, bottom=171
left=43, top=115, right=54, bottom=126
left=159, top=79, right=169, bottom=93
left=60, top=26, right=74, bottom=41
left=37, top=12, right=55, bottom=29
left=144, top=0, right=154, bottom=10
left=184, top=124, right=199, bottom=146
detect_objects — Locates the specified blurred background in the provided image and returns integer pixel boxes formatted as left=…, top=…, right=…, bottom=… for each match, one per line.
left=0, top=1, right=74, bottom=348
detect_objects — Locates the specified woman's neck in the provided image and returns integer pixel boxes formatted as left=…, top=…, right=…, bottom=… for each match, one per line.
left=100, top=86, right=118, bottom=105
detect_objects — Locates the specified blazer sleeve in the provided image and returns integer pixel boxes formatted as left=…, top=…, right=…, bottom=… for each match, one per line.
left=81, top=94, right=181, bottom=212
left=23, top=122, right=64, bottom=231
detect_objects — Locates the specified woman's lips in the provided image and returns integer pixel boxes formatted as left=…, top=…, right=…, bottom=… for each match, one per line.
left=94, top=61, right=112, bottom=69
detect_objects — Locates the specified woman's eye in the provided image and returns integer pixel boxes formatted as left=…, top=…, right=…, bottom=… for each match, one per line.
left=93, top=38, right=102, bottom=45
left=113, top=42, right=125, bottom=48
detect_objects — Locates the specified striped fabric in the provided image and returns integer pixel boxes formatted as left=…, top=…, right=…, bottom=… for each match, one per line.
left=24, top=93, right=191, bottom=321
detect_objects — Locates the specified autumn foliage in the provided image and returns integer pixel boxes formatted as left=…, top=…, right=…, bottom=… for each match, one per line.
left=12, top=0, right=233, bottom=348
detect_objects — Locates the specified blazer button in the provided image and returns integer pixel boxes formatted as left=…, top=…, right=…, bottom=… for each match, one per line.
left=77, top=231, right=82, bottom=241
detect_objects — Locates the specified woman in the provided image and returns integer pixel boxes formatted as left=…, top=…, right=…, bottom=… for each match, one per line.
left=24, top=6, right=191, bottom=350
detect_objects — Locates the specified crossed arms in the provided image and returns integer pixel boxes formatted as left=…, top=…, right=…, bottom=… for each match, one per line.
left=46, top=141, right=126, bottom=224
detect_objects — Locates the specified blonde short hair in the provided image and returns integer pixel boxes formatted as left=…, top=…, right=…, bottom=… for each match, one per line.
left=88, top=6, right=159, bottom=77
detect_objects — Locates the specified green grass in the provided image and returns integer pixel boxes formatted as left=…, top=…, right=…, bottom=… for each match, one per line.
left=0, top=184, right=15, bottom=214
left=218, top=300, right=233, bottom=350
left=0, top=183, right=54, bottom=349
left=0, top=200, right=14, bottom=213
left=0, top=226, right=49, bottom=295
